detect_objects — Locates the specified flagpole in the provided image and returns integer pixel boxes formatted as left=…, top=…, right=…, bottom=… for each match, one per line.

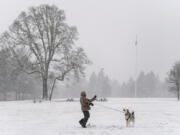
left=135, top=35, right=138, bottom=97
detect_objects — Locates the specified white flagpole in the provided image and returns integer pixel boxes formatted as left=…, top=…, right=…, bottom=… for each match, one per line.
left=135, top=35, right=138, bottom=97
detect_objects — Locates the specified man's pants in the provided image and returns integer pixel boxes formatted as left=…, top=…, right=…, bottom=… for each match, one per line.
left=80, top=111, right=90, bottom=126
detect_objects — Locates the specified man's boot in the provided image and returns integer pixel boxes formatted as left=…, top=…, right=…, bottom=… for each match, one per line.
left=79, top=119, right=86, bottom=128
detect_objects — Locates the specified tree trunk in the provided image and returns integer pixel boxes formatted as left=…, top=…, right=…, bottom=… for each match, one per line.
left=42, top=77, right=48, bottom=100
left=49, top=78, right=57, bottom=101
left=42, top=63, right=50, bottom=100
left=178, top=88, right=180, bottom=101
left=16, top=89, right=18, bottom=100
left=177, top=82, right=180, bottom=101
left=3, top=92, right=7, bottom=101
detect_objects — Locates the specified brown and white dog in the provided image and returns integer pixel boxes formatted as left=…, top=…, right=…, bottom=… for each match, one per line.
left=123, top=108, right=135, bottom=127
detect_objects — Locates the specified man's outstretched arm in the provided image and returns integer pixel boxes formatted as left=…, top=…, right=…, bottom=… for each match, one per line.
left=88, top=95, right=97, bottom=102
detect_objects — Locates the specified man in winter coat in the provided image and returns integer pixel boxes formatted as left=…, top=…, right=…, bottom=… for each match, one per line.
left=79, top=91, right=96, bottom=128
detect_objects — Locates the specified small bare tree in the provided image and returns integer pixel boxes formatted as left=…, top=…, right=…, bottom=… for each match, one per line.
left=49, top=47, right=90, bottom=100
left=167, top=61, right=180, bottom=101
left=0, top=4, right=90, bottom=100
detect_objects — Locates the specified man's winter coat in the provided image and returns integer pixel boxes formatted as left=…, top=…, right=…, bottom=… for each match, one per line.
left=80, top=91, right=96, bottom=111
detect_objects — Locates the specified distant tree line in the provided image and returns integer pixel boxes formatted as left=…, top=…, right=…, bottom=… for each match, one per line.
left=53, top=69, right=175, bottom=98
left=0, top=48, right=42, bottom=101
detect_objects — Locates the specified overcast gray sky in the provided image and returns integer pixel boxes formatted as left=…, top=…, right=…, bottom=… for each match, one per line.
left=0, top=0, right=180, bottom=82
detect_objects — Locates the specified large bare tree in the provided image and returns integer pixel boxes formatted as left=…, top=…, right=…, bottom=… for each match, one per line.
left=167, top=61, right=180, bottom=101
left=0, top=4, right=90, bottom=100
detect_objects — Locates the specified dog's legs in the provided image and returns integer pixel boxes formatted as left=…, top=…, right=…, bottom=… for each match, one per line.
left=130, top=122, right=133, bottom=127
left=127, top=120, right=130, bottom=127
left=126, top=121, right=128, bottom=127
left=133, top=120, right=135, bottom=127
left=130, top=120, right=134, bottom=127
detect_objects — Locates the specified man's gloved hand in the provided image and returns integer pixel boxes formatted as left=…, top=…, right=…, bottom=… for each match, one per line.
left=89, top=103, right=94, bottom=106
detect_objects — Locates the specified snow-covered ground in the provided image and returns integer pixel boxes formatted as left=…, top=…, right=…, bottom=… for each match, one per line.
left=0, top=98, right=180, bottom=135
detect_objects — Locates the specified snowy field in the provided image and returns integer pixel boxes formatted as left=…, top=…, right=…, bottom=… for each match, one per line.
left=0, top=98, right=180, bottom=135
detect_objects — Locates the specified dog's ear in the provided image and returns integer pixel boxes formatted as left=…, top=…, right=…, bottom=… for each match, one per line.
left=132, top=111, right=134, bottom=115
